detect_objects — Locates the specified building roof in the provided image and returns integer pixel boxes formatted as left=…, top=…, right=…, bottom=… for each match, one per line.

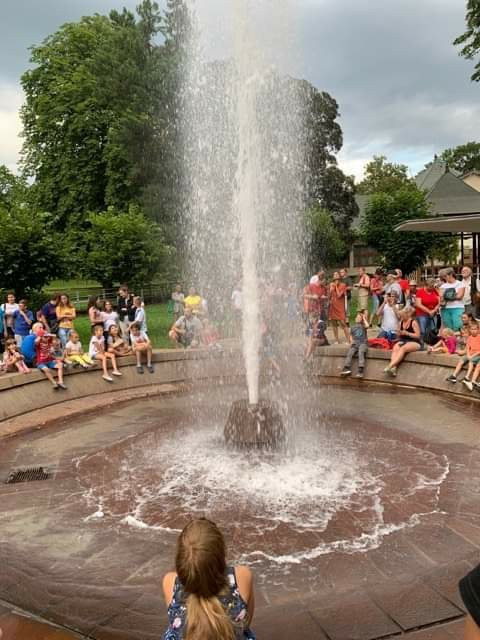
left=428, top=171, right=480, bottom=215
left=395, top=214, right=480, bottom=233
left=352, top=158, right=480, bottom=232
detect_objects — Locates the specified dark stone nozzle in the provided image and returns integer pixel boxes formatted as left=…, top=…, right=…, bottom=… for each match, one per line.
left=224, top=399, right=285, bottom=450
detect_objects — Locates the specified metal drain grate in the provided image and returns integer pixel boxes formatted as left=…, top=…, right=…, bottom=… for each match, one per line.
left=5, top=466, right=51, bottom=484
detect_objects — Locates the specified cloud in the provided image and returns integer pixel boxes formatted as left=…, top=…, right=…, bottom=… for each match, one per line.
left=0, top=0, right=477, bottom=180
left=0, top=83, right=23, bottom=172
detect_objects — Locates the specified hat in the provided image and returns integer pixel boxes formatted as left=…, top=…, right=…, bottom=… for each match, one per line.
left=409, top=280, right=417, bottom=286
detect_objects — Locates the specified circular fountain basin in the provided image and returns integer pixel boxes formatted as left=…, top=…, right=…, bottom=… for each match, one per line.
left=0, top=382, right=478, bottom=639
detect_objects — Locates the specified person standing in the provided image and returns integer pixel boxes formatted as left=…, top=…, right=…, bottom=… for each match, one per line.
left=116, top=285, right=135, bottom=338
left=131, top=296, right=148, bottom=334
left=339, top=268, right=353, bottom=324
left=356, top=267, right=370, bottom=317
left=55, top=294, right=76, bottom=347
left=461, top=266, right=480, bottom=318
left=172, top=284, right=185, bottom=321
left=415, top=278, right=440, bottom=337
left=2, top=293, right=19, bottom=340
left=369, top=269, right=384, bottom=325
left=184, top=287, right=203, bottom=315
left=439, top=267, right=465, bottom=331
left=87, top=295, right=104, bottom=333
left=384, top=272, right=402, bottom=301
left=328, top=271, right=350, bottom=343
left=37, top=294, right=59, bottom=334
left=12, top=299, right=34, bottom=348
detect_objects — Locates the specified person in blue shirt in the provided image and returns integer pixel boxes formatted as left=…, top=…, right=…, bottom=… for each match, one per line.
left=20, top=323, right=41, bottom=367
left=12, top=299, right=34, bottom=348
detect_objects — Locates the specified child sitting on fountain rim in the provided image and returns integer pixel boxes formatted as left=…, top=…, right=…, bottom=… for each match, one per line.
left=130, top=322, right=154, bottom=374
left=447, top=322, right=480, bottom=387
left=340, top=309, right=369, bottom=379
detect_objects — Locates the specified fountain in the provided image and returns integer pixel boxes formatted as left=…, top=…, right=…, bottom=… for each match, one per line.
left=182, top=0, right=305, bottom=445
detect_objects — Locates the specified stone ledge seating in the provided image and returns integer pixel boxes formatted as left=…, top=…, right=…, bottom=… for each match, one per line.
left=0, top=344, right=478, bottom=424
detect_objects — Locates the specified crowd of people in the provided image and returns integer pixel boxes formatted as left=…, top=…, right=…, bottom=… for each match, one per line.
left=0, top=285, right=153, bottom=389
left=303, top=264, right=480, bottom=388
left=2, top=265, right=480, bottom=392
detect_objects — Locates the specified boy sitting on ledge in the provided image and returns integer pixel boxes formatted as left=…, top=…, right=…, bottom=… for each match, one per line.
left=340, top=309, right=369, bottom=379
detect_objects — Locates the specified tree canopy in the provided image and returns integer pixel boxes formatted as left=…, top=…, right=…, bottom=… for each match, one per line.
left=81, top=207, right=173, bottom=289
left=20, top=1, right=177, bottom=228
left=305, top=206, right=347, bottom=273
left=0, top=206, right=63, bottom=297
left=440, top=141, right=480, bottom=175
left=356, top=155, right=413, bottom=195
left=454, top=1, right=480, bottom=82
left=361, top=188, right=456, bottom=274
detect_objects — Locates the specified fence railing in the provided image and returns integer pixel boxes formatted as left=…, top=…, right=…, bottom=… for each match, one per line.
left=44, top=282, right=180, bottom=310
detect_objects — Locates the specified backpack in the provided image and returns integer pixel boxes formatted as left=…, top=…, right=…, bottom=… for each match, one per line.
left=443, top=288, right=457, bottom=302
left=423, top=328, right=439, bottom=346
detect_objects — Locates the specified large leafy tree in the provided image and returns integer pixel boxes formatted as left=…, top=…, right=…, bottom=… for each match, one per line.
left=305, top=206, right=346, bottom=273
left=81, top=206, right=173, bottom=289
left=20, top=1, right=165, bottom=227
left=0, top=165, right=28, bottom=210
left=0, top=206, right=62, bottom=297
left=361, top=188, right=452, bottom=274
left=454, top=1, right=480, bottom=81
left=357, top=155, right=413, bottom=195
left=440, top=141, right=480, bottom=174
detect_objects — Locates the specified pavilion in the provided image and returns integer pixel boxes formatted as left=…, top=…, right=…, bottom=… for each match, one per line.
left=395, top=158, right=480, bottom=267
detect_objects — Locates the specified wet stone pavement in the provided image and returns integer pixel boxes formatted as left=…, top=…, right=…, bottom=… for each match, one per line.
left=0, top=383, right=479, bottom=639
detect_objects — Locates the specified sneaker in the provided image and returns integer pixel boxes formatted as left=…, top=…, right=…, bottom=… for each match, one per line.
left=112, top=370, right=123, bottom=376
left=463, top=379, right=473, bottom=392
left=356, top=368, right=364, bottom=379
left=52, top=382, right=59, bottom=391
left=390, top=367, right=397, bottom=377
left=136, top=365, right=144, bottom=374
left=446, top=375, right=457, bottom=383
left=340, top=367, right=352, bottom=377
left=57, top=383, right=68, bottom=390
left=102, top=375, right=113, bottom=382
left=147, top=364, right=154, bottom=374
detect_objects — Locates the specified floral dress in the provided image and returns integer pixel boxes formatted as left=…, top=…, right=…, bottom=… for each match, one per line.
left=163, top=566, right=256, bottom=640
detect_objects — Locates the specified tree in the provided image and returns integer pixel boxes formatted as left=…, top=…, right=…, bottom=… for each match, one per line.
left=357, top=156, right=413, bottom=195
left=81, top=207, right=173, bottom=288
left=454, top=1, right=480, bottom=82
left=361, top=188, right=442, bottom=274
left=305, top=206, right=347, bottom=273
left=0, top=165, right=28, bottom=210
left=20, top=2, right=165, bottom=227
left=0, top=206, right=62, bottom=297
left=440, top=142, right=480, bottom=174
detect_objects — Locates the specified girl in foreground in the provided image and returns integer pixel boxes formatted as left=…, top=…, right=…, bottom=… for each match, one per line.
left=162, top=518, right=255, bottom=640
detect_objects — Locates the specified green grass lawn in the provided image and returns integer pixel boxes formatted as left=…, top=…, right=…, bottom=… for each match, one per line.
left=74, top=303, right=174, bottom=349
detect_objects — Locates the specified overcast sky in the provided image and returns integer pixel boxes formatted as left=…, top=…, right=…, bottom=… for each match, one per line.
left=0, top=0, right=477, bottom=180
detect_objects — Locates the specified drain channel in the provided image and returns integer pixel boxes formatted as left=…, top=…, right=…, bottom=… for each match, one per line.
left=5, top=467, right=52, bottom=484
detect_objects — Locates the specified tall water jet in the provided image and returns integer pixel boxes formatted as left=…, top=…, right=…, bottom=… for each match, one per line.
left=182, top=0, right=306, bottom=405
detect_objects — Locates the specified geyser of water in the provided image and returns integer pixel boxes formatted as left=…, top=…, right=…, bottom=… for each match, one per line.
left=182, top=0, right=305, bottom=403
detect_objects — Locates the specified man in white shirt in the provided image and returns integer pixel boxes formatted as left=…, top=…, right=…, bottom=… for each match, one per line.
left=461, top=266, right=480, bottom=318
left=377, top=291, right=400, bottom=341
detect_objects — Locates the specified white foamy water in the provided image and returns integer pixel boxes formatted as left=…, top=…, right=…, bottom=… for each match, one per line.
left=80, top=420, right=449, bottom=568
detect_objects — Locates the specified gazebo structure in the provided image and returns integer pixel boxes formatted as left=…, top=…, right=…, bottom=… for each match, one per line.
left=395, top=158, right=480, bottom=269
